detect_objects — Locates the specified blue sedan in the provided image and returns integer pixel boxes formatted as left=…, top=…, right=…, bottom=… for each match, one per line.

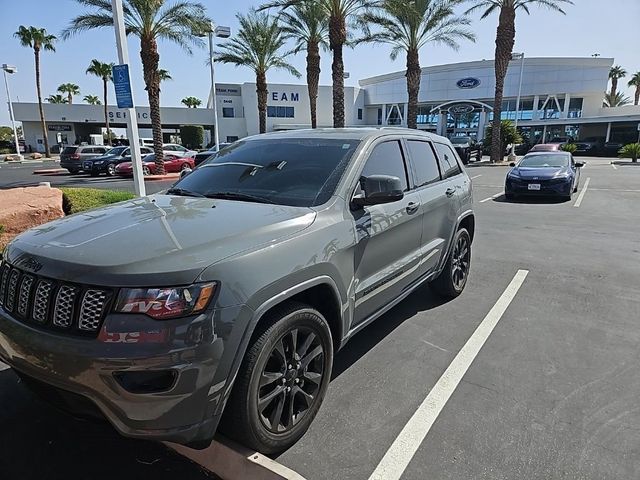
left=505, top=152, right=584, bottom=201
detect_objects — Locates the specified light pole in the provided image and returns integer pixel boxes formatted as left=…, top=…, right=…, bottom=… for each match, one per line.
left=199, top=23, right=230, bottom=152
left=509, top=52, right=525, bottom=161
left=2, top=64, right=22, bottom=159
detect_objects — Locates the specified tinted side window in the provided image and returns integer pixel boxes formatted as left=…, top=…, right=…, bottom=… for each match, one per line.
left=407, top=140, right=441, bottom=187
left=361, top=140, right=408, bottom=191
left=434, top=143, right=462, bottom=179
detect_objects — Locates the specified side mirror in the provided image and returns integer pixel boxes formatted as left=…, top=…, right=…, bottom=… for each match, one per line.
left=575, top=162, right=585, bottom=168
left=180, top=167, right=193, bottom=178
left=509, top=162, right=516, bottom=167
left=352, top=175, right=404, bottom=208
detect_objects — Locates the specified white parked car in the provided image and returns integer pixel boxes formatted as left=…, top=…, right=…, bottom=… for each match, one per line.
left=162, top=143, right=197, bottom=158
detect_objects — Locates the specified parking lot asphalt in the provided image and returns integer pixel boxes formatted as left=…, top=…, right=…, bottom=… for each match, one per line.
left=1, top=157, right=640, bottom=479
left=0, top=162, right=174, bottom=194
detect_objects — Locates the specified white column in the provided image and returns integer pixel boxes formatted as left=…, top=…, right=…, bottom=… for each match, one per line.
left=382, top=104, right=387, bottom=125
left=606, top=122, right=612, bottom=142
left=563, top=93, right=571, bottom=119
left=477, top=111, right=486, bottom=141
left=403, top=102, right=408, bottom=127
left=532, top=95, right=540, bottom=121
left=542, top=125, right=548, bottom=143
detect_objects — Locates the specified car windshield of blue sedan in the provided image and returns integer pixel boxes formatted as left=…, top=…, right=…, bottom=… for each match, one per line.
left=519, top=154, right=570, bottom=168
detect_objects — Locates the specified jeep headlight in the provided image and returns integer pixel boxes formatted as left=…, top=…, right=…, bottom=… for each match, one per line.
left=114, top=282, right=216, bottom=319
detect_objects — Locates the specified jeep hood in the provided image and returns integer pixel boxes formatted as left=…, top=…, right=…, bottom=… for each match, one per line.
left=7, top=195, right=315, bottom=286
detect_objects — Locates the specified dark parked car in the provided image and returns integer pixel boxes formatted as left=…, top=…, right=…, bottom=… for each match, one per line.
left=60, top=145, right=110, bottom=174
left=83, top=146, right=153, bottom=176
left=450, top=136, right=480, bottom=164
left=603, top=141, right=625, bottom=157
left=529, top=143, right=563, bottom=153
left=574, top=137, right=605, bottom=156
left=194, top=143, right=232, bottom=167
left=0, top=128, right=474, bottom=453
left=505, top=151, right=584, bottom=201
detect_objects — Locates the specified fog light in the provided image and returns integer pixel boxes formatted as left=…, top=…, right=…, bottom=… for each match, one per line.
left=113, top=370, right=177, bottom=394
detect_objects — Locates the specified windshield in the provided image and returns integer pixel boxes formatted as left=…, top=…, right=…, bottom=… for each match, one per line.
left=106, top=146, right=127, bottom=156
left=171, top=138, right=360, bottom=207
left=519, top=154, right=570, bottom=168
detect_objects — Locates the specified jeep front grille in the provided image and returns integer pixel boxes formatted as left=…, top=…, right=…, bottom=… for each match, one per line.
left=0, top=263, right=112, bottom=336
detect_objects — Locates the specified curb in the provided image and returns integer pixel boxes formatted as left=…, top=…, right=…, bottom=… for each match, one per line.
left=166, top=438, right=306, bottom=480
left=33, top=169, right=67, bottom=175
left=145, top=173, right=180, bottom=181
left=466, top=162, right=512, bottom=168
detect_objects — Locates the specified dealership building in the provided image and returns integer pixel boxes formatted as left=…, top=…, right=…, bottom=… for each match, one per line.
left=13, top=57, right=640, bottom=152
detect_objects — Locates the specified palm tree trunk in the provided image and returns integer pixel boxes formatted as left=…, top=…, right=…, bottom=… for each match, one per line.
left=141, top=35, right=165, bottom=175
left=406, top=48, right=421, bottom=130
left=34, top=47, right=51, bottom=158
left=635, top=87, right=639, bottom=106
left=610, top=79, right=618, bottom=99
left=256, top=71, right=268, bottom=134
left=329, top=16, right=346, bottom=129
left=68, top=93, right=73, bottom=105
left=490, top=6, right=516, bottom=163
left=103, top=78, right=111, bottom=146
left=307, top=41, right=321, bottom=129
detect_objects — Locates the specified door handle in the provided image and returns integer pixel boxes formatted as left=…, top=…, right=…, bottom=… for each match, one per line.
left=445, top=187, right=456, bottom=197
left=406, top=202, right=420, bottom=215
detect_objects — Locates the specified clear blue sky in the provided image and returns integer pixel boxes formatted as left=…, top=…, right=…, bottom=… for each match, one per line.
left=1, top=0, right=638, bottom=126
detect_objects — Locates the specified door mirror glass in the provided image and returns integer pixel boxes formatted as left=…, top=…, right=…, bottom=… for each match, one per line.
left=509, top=162, right=516, bottom=167
left=352, top=175, right=404, bottom=207
left=575, top=161, right=585, bottom=168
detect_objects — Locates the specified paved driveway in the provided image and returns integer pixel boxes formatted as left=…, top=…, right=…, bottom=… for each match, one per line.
left=1, top=157, right=639, bottom=479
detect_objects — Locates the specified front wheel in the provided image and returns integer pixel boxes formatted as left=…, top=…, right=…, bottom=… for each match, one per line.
left=220, top=303, right=333, bottom=454
left=106, top=164, right=116, bottom=176
left=431, top=228, right=472, bottom=299
left=142, top=165, right=151, bottom=176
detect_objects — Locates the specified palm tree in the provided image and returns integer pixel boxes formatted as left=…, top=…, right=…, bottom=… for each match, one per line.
left=86, top=59, right=115, bottom=146
left=216, top=10, right=300, bottom=134
left=627, top=72, right=640, bottom=106
left=603, top=91, right=631, bottom=108
left=260, top=0, right=373, bottom=128
left=14, top=26, right=56, bottom=158
left=609, top=65, right=627, bottom=98
left=83, top=94, right=102, bottom=105
left=181, top=96, right=202, bottom=108
left=158, top=69, right=172, bottom=82
left=57, top=83, right=80, bottom=104
left=465, top=0, right=573, bottom=162
left=359, top=0, right=475, bottom=129
left=46, top=94, right=68, bottom=104
left=276, top=2, right=329, bottom=128
left=63, top=0, right=210, bottom=175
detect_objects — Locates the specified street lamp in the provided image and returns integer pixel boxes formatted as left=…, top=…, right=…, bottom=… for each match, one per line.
left=509, top=52, right=525, bottom=161
left=197, top=23, right=231, bottom=152
left=2, top=64, right=22, bottom=159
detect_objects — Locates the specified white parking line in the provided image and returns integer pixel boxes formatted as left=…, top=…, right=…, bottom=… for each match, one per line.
left=573, top=177, right=591, bottom=208
left=0, top=362, right=9, bottom=372
left=590, top=188, right=640, bottom=193
left=479, top=192, right=503, bottom=203
left=470, top=174, right=482, bottom=180
left=611, top=163, right=618, bottom=170
left=368, top=270, right=529, bottom=480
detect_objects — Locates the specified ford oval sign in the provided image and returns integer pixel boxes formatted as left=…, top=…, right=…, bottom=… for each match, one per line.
left=449, top=104, right=475, bottom=115
left=457, top=77, right=481, bottom=89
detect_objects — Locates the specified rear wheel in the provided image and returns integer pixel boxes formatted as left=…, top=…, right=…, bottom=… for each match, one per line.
left=67, top=168, right=80, bottom=175
left=142, top=165, right=151, bottom=176
left=106, top=164, right=116, bottom=176
left=220, top=302, right=333, bottom=454
left=431, top=228, right=471, bottom=299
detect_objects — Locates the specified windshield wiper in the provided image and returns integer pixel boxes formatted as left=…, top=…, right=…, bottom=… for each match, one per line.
left=205, top=191, right=275, bottom=204
left=166, top=188, right=206, bottom=198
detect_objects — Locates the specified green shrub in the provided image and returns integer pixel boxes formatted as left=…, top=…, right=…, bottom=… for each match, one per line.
left=61, top=188, right=135, bottom=215
left=561, top=143, right=578, bottom=153
left=618, top=143, right=640, bottom=163
left=0, top=148, right=13, bottom=155
left=179, top=125, right=205, bottom=150
left=484, top=120, right=522, bottom=160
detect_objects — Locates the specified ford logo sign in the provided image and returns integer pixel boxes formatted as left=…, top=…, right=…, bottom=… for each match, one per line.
left=457, top=78, right=481, bottom=89
left=448, top=104, right=475, bottom=115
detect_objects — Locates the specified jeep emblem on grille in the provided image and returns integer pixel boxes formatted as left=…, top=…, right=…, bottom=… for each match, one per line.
left=18, top=257, right=43, bottom=273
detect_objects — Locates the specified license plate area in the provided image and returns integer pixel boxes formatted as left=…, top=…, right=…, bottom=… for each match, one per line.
left=528, top=183, right=541, bottom=191
left=83, top=161, right=93, bottom=170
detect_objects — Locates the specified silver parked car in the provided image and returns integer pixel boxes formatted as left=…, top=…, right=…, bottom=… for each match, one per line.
left=0, top=128, right=474, bottom=453
left=60, top=145, right=110, bottom=174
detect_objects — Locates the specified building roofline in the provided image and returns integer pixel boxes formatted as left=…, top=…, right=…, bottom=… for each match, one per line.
left=358, top=57, right=615, bottom=86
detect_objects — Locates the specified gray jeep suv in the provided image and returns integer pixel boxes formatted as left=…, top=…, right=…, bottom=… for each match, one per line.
left=0, top=128, right=474, bottom=453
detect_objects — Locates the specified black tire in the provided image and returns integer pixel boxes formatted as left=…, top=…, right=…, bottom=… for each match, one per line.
left=68, top=169, right=79, bottom=175
left=90, top=171, right=99, bottom=177
left=106, top=164, right=116, bottom=177
left=220, top=302, right=333, bottom=454
left=505, top=193, right=515, bottom=201
left=431, top=228, right=472, bottom=299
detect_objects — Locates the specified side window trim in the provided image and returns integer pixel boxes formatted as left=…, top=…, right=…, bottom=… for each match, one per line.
left=356, top=138, right=412, bottom=193
left=404, top=138, right=445, bottom=189
left=434, top=142, right=462, bottom=180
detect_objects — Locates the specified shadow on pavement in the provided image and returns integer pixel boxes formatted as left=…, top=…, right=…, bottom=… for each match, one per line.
left=332, top=285, right=447, bottom=380
left=494, top=195, right=568, bottom=205
left=0, top=370, right=215, bottom=480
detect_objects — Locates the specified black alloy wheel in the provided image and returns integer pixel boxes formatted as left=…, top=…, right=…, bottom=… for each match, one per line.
left=431, top=228, right=472, bottom=298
